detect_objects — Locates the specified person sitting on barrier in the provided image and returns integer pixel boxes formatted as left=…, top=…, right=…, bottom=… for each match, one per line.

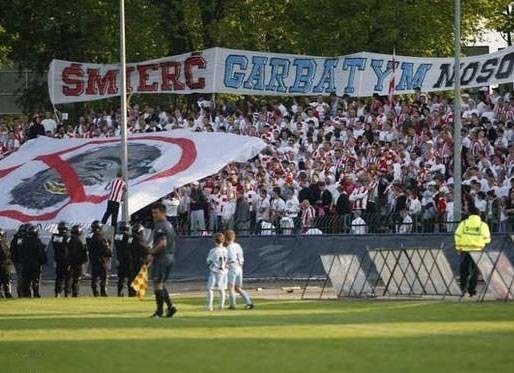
left=454, top=205, right=491, bottom=297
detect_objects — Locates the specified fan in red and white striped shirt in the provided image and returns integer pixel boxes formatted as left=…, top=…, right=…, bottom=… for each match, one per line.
left=106, top=176, right=127, bottom=203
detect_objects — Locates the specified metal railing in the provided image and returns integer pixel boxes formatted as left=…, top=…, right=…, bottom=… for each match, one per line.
left=165, top=212, right=508, bottom=237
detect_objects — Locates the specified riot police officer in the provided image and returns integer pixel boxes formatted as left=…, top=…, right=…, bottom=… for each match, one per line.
left=51, top=222, right=71, bottom=297
left=19, top=224, right=47, bottom=298
left=114, top=221, right=133, bottom=297
left=86, top=221, right=112, bottom=297
left=10, top=224, right=27, bottom=297
left=129, top=223, right=150, bottom=293
left=0, top=229, right=13, bottom=298
left=68, top=225, right=88, bottom=297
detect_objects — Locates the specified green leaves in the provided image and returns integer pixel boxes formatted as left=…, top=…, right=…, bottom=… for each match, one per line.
left=0, top=0, right=511, bottom=113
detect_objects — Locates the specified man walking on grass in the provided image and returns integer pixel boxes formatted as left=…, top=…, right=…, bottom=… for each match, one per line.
left=147, top=203, right=177, bottom=318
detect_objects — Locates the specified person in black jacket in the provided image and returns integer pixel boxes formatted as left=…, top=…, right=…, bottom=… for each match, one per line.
left=19, top=224, right=47, bottom=298
left=10, top=224, right=27, bottom=297
left=129, top=223, right=150, bottom=294
left=68, top=225, right=88, bottom=297
left=114, top=222, right=133, bottom=297
left=86, top=221, right=112, bottom=297
left=335, top=184, right=352, bottom=233
left=27, top=114, right=46, bottom=139
left=50, top=222, right=71, bottom=297
left=0, top=229, right=13, bottom=298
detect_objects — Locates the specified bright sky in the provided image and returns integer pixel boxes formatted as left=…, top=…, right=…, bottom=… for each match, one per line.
left=479, top=30, right=508, bottom=52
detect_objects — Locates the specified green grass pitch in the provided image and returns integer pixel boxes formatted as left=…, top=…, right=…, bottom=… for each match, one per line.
left=0, top=297, right=513, bottom=372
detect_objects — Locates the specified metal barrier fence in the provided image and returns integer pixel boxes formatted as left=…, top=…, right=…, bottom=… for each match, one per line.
left=304, top=235, right=514, bottom=302
left=171, top=212, right=506, bottom=236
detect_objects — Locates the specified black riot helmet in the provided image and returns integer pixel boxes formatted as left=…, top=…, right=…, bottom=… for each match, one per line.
left=132, top=223, right=145, bottom=236
left=118, top=221, right=131, bottom=234
left=57, top=221, right=69, bottom=234
left=17, top=224, right=28, bottom=235
left=26, top=224, right=39, bottom=236
left=91, top=220, right=103, bottom=233
left=71, top=225, right=82, bottom=236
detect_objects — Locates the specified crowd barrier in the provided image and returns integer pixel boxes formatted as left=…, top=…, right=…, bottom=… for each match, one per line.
left=32, top=233, right=514, bottom=293
left=308, top=235, right=514, bottom=302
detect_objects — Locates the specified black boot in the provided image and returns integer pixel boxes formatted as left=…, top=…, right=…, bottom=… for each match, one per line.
left=152, top=290, right=164, bottom=317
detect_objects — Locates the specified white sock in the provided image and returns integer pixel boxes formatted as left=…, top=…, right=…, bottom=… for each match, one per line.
left=207, top=290, right=214, bottom=310
left=219, top=289, right=226, bottom=309
left=239, top=289, right=252, bottom=305
left=229, top=290, right=236, bottom=307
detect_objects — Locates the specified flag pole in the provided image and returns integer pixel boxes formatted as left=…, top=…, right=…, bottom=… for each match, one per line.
left=120, top=0, right=129, bottom=223
left=453, top=0, right=462, bottom=223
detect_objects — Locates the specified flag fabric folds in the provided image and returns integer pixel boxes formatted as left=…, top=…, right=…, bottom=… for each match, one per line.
left=130, top=264, right=149, bottom=299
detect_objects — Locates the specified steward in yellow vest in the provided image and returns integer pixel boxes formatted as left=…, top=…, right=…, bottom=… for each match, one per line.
left=454, top=206, right=491, bottom=297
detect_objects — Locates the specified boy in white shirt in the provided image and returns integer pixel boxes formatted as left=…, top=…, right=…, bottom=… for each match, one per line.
left=206, top=233, right=228, bottom=311
left=225, top=230, right=254, bottom=310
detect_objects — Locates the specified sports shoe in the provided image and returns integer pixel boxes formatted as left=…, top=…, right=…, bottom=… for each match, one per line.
left=150, top=312, right=162, bottom=319
left=165, top=306, right=177, bottom=318
left=468, top=290, right=477, bottom=297
left=228, top=306, right=236, bottom=310
left=245, top=304, right=254, bottom=310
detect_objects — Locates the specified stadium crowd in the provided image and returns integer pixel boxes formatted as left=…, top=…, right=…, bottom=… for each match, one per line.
left=1, top=88, right=514, bottom=235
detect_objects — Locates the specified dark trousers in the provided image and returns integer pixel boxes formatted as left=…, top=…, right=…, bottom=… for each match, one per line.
left=69, top=264, right=83, bottom=297
left=460, top=252, right=479, bottom=295
left=102, top=200, right=120, bottom=226
left=117, top=265, right=135, bottom=297
left=55, top=262, right=71, bottom=296
left=21, top=266, right=41, bottom=298
left=91, top=263, right=108, bottom=296
left=0, top=266, right=12, bottom=297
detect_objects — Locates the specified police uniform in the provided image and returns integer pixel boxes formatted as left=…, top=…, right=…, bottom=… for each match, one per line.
left=0, top=232, right=13, bottom=298
left=19, top=227, right=47, bottom=298
left=129, top=226, right=149, bottom=295
left=10, top=227, right=26, bottom=297
left=68, top=227, right=88, bottom=297
left=51, top=226, right=71, bottom=297
left=454, top=213, right=491, bottom=296
left=114, top=227, right=133, bottom=296
left=86, top=228, right=112, bottom=297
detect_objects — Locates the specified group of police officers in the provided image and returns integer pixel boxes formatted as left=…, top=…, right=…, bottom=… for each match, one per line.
left=0, top=220, right=150, bottom=298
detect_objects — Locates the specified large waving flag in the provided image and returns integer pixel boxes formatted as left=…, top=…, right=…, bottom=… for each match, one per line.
left=0, top=130, right=266, bottom=228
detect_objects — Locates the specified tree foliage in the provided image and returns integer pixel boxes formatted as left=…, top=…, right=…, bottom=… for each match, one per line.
left=0, top=0, right=511, bottom=113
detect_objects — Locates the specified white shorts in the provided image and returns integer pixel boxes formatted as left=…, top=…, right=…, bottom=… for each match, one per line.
left=227, top=267, right=243, bottom=288
left=207, top=272, right=227, bottom=290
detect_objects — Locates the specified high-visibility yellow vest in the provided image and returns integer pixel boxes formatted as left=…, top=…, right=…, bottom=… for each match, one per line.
left=454, top=215, right=491, bottom=252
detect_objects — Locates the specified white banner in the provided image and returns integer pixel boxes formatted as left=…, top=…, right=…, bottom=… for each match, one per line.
left=48, top=46, right=514, bottom=104
left=0, top=130, right=266, bottom=228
